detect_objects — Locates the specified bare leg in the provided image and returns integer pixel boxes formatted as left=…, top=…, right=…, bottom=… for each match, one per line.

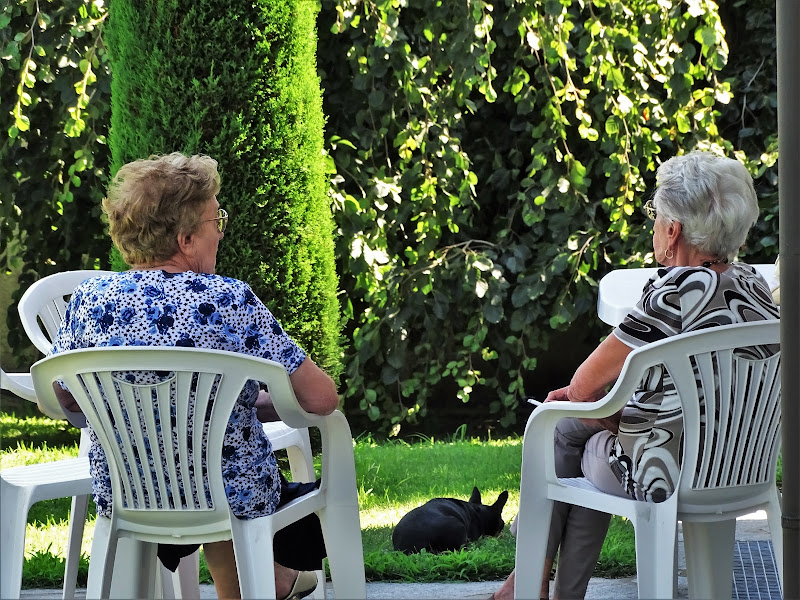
left=492, top=559, right=552, bottom=600
left=492, top=568, right=515, bottom=600
left=204, top=541, right=241, bottom=600
left=273, top=563, right=302, bottom=599
left=203, top=540, right=300, bottom=600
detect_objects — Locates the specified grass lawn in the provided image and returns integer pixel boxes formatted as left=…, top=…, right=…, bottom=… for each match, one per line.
left=0, top=404, right=637, bottom=588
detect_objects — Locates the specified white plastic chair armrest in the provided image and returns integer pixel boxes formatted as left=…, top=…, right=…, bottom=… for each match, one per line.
left=0, top=370, right=37, bottom=403
left=523, top=366, right=641, bottom=487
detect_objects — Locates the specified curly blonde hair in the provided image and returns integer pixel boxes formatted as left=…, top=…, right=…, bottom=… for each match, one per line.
left=102, top=153, right=221, bottom=266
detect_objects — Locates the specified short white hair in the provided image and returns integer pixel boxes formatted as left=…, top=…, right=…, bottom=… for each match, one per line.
left=654, top=150, right=759, bottom=260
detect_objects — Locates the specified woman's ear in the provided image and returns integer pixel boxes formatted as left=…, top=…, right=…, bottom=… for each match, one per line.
left=177, top=231, right=194, bottom=256
left=666, top=220, right=682, bottom=244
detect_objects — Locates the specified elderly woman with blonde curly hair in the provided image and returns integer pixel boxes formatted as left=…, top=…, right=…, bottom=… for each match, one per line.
left=493, top=150, right=779, bottom=600
left=48, top=152, right=333, bottom=600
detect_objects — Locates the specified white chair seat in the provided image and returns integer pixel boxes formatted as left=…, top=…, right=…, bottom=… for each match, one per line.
left=0, top=368, right=93, bottom=600
left=1, top=457, right=91, bottom=490
left=557, top=476, right=602, bottom=493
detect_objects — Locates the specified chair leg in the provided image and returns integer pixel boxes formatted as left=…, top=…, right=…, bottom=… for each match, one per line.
left=231, top=520, right=278, bottom=599
left=632, top=509, right=677, bottom=600
left=159, top=563, right=177, bottom=600
left=86, top=516, right=116, bottom=600
left=513, top=497, right=553, bottom=600
left=766, top=488, right=783, bottom=590
left=168, top=551, right=201, bottom=599
left=107, top=537, right=158, bottom=600
left=61, top=493, right=90, bottom=600
left=0, top=481, right=31, bottom=600
left=682, top=519, right=736, bottom=600
left=318, top=504, right=366, bottom=600
left=285, top=434, right=325, bottom=599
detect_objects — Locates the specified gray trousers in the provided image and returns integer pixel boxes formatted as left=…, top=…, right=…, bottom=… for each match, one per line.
left=522, top=418, right=629, bottom=599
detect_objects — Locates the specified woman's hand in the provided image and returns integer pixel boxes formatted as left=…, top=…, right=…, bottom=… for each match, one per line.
left=53, top=382, right=82, bottom=413
left=544, top=386, right=570, bottom=403
left=254, top=390, right=280, bottom=422
left=544, top=384, right=602, bottom=404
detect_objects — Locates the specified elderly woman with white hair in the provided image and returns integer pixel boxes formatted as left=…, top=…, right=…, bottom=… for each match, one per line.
left=492, top=150, right=780, bottom=600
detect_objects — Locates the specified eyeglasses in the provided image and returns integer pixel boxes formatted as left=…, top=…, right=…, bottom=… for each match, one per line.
left=204, top=208, right=228, bottom=233
left=643, top=199, right=657, bottom=220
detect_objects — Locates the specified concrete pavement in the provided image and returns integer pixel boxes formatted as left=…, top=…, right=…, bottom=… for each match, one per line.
left=20, top=511, right=776, bottom=599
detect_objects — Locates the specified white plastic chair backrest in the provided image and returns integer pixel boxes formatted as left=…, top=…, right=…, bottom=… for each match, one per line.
left=31, top=346, right=319, bottom=541
left=18, top=270, right=114, bottom=354
left=613, top=320, right=780, bottom=505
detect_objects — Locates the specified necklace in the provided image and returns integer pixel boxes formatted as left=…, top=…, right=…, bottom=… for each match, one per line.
left=701, top=257, right=729, bottom=268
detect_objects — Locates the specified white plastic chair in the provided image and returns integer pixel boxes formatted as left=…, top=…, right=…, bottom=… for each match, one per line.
left=18, top=270, right=116, bottom=355
left=31, top=346, right=366, bottom=599
left=8, top=269, right=323, bottom=597
left=0, top=268, right=108, bottom=600
left=0, top=368, right=92, bottom=600
left=514, top=320, right=783, bottom=600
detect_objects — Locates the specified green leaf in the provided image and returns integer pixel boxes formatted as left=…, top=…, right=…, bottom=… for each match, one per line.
left=695, top=26, right=717, bottom=49
left=483, top=302, right=503, bottom=324
left=15, top=113, right=30, bottom=131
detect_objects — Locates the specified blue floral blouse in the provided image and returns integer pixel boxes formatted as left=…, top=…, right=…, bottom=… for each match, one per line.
left=49, top=270, right=306, bottom=519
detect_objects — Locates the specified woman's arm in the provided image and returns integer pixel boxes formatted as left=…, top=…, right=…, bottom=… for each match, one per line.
left=545, top=334, right=632, bottom=433
left=254, top=389, right=280, bottom=422
left=568, top=334, right=632, bottom=402
left=48, top=382, right=88, bottom=428
left=256, top=358, right=339, bottom=419
left=288, top=357, right=340, bottom=416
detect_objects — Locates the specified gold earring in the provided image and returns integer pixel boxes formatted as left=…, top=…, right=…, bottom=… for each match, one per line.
left=665, top=248, right=674, bottom=260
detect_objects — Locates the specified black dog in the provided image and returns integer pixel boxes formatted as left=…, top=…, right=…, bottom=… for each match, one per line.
left=392, top=487, right=509, bottom=553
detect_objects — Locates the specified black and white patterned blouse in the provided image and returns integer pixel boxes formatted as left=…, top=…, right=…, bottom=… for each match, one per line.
left=609, top=263, right=779, bottom=502
left=50, top=270, right=306, bottom=518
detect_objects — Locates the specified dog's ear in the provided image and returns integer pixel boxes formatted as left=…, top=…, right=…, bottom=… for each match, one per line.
left=469, top=486, right=481, bottom=504
left=492, top=490, right=509, bottom=511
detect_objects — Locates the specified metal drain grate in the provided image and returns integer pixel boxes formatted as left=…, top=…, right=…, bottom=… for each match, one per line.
left=732, top=540, right=782, bottom=600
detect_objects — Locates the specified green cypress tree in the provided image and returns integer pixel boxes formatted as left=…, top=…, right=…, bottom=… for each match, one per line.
left=105, top=0, right=342, bottom=378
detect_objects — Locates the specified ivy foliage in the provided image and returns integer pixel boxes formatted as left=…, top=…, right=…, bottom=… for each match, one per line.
left=1, top=0, right=112, bottom=349
left=103, top=0, right=343, bottom=378
left=318, top=0, right=779, bottom=433
left=715, top=0, right=778, bottom=257
left=2, top=0, right=780, bottom=435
